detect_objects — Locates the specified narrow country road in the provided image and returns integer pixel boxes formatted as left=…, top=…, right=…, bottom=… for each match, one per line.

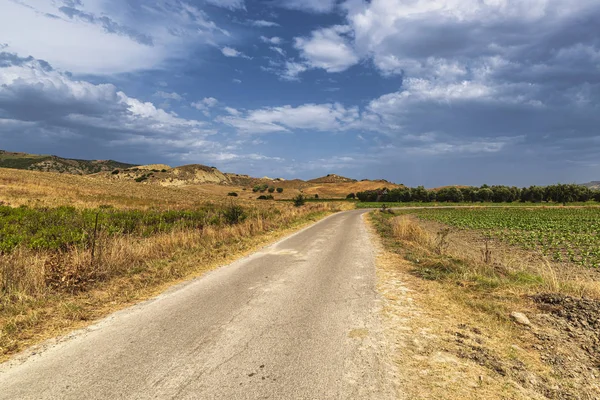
left=0, top=210, right=397, bottom=399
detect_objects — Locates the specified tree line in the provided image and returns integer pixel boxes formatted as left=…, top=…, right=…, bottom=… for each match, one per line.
left=354, top=184, right=600, bottom=204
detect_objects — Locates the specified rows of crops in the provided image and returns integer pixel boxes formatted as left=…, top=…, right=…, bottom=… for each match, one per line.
left=402, top=208, right=600, bottom=268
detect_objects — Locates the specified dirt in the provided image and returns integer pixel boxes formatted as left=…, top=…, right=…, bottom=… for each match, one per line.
left=531, top=294, right=600, bottom=397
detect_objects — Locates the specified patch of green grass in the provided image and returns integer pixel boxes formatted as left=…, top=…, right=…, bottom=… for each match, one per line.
left=356, top=201, right=600, bottom=209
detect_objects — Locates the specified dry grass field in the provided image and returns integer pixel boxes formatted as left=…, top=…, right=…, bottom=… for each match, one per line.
left=0, top=167, right=352, bottom=360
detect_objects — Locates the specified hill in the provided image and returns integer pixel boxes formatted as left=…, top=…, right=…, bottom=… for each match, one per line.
left=582, top=181, right=600, bottom=190
left=308, top=174, right=357, bottom=184
left=0, top=148, right=398, bottom=199
left=0, top=150, right=136, bottom=175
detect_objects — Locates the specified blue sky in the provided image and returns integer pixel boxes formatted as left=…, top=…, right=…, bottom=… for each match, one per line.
left=1, top=0, right=599, bottom=187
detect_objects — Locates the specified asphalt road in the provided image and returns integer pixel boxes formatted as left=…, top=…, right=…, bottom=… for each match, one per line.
left=0, top=210, right=397, bottom=400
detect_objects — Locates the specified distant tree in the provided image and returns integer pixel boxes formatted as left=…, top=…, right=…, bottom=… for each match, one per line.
left=268, top=186, right=275, bottom=193
left=346, top=193, right=356, bottom=199
left=437, top=187, right=463, bottom=202
left=314, top=194, right=319, bottom=199
left=411, top=186, right=429, bottom=202
left=293, top=194, right=306, bottom=207
left=477, top=188, right=493, bottom=202
left=276, top=187, right=284, bottom=193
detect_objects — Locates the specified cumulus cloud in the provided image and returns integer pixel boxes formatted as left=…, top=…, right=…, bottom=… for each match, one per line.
left=294, top=25, right=359, bottom=73
left=0, top=54, right=227, bottom=164
left=260, top=36, right=283, bottom=45
left=221, top=47, right=252, bottom=59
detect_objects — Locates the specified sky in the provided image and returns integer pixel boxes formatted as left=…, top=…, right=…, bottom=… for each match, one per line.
left=1, top=0, right=599, bottom=187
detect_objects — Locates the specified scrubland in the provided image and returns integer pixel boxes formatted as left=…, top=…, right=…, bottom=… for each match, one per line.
left=0, top=168, right=349, bottom=360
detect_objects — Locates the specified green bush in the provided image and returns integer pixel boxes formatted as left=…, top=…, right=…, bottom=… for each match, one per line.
left=257, top=195, right=274, bottom=200
left=268, top=187, right=275, bottom=193
left=111, top=170, right=120, bottom=175
left=346, top=193, right=355, bottom=199
left=276, top=187, right=284, bottom=193
left=227, top=192, right=238, bottom=197
left=222, top=204, right=245, bottom=224
left=293, top=194, right=306, bottom=207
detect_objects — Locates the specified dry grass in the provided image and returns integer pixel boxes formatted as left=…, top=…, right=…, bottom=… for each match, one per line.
left=387, top=214, right=600, bottom=300
left=0, top=167, right=354, bottom=360
left=391, top=216, right=430, bottom=245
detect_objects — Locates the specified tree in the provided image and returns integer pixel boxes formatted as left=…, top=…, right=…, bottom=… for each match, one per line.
left=437, top=187, right=463, bottom=202
left=346, top=193, right=356, bottom=199
left=276, top=187, right=284, bottom=193
left=268, top=186, right=275, bottom=193
left=314, top=194, right=319, bottom=199
left=293, top=194, right=306, bottom=207
left=476, top=188, right=493, bottom=202
left=412, top=186, right=429, bottom=202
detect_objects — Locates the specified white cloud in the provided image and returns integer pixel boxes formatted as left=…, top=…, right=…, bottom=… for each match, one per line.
left=275, top=0, right=337, bottom=13
left=260, top=36, right=283, bottom=45
left=204, top=0, right=245, bottom=10
left=0, top=57, right=211, bottom=144
left=280, top=62, right=309, bottom=81
left=224, top=107, right=241, bottom=116
left=294, top=25, right=359, bottom=73
left=270, top=47, right=286, bottom=57
left=232, top=78, right=242, bottom=84
left=249, top=20, right=280, bottom=27
left=219, top=103, right=359, bottom=134
left=0, top=0, right=229, bottom=75
left=191, top=97, right=219, bottom=116
left=154, top=91, right=184, bottom=101
left=221, top=47, right=252, bottom=59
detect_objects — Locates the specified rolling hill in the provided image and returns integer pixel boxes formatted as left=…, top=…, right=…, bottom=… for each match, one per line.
left=0, top=150, right=136, bottom=175
left=0, top=149, right=399, bottom=199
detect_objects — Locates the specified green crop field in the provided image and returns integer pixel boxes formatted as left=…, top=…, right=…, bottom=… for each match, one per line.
left=397, top=207, right=600, bottom=268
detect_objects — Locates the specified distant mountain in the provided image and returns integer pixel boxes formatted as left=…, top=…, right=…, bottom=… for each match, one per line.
left=0, top=150, right=137, bottom=175
left=582, top=181, right=600, bottom=190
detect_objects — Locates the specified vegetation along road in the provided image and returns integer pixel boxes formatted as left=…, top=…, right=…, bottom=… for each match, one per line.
left=0, top=210, right=397, bottom=399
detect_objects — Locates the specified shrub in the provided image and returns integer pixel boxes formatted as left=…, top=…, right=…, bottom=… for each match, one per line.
left=111, top=169, right=120, bottom=175
left=222, top=204, right=245, bottom=224
left=314, top=194, right=319, bottom=199
left=293, top=194, right=306, bottom=207
left=257, top=195, right=274, bottom=200
left=161, top=169, right=167, bottom=173
left=346, top=193, right=355, bottom=199
left=252, top=185, right=260, bottom=193
left=135, top=175, right=148, bottom=183
left=276, top=187, right=284, bottom=193
left=227, top=192, right=238, bottom=197
left=268, top=187, right=275, bottom=193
